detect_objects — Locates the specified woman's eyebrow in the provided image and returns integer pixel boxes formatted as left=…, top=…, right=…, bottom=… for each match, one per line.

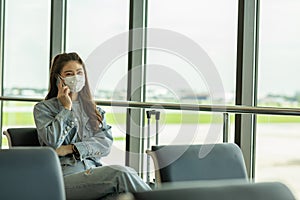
left=62, top=68, right=83, bottom=73
left=62, top=70, right=73, bottom=74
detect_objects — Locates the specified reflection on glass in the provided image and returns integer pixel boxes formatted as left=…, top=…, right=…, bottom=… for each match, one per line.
left=147, top=0, right=237, bottom=105
left=4, top=0, right=50, bottom=97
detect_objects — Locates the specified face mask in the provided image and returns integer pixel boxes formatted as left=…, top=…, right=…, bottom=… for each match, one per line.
left=62, top=75, right=85, bottom=93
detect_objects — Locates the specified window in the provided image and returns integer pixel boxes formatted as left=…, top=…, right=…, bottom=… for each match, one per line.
left=255, top=115, right=300, bottom=198
left=147, top=0, right=238, bottom=105
left=256, top=0, right=300, bottom=197
left=258, top=0, right=300, bottom=108
left=2, top=0, right=51, bottom=149
left=66, top=0, right=129, bottom=101
left=66, top=0, right=130, bottom=164
left=144, top=0, right=238, bottom=171
left=144, top=0, right=237, bottom=153
left=4, top=0, right=51, bottom=97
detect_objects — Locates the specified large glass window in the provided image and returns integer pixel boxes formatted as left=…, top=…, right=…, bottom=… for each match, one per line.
left=258, top=0, right=300, bottom=108
left=66, top=0, right=129, bottom=101
left=144, top=1, right=237, bottom=170
left=256, top=1, right=300, bottom=199
left=4, top=0, right=51, bottom=97
left=1, top=0, right=51, bottom=148
left=147, top=0, right=238, bottom=105
left=66, top=0, right=129, bottom=164
left=146, top=0, right=237, bottom=157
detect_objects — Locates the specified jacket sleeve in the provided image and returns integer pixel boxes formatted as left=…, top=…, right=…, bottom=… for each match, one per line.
left=72, top=107, right=113, bottom=160
left=33, top=100, right=78, bottom=149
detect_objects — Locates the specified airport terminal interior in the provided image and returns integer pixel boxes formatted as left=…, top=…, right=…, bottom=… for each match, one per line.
left=0, top=0, right=300, bottom=199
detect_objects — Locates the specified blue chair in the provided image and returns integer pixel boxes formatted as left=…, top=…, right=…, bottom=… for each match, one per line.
left=3, top=127, right=40, bottom=147
left=0, top=147, right=66, bottom=200
left=146, top=143, right=248, bottom=186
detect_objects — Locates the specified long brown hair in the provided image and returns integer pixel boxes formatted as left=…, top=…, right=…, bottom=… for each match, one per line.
left=46, top=52, right=102, bottom=131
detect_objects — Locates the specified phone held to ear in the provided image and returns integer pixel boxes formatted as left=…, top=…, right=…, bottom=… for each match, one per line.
left=56, top=74, right=66, bottom=87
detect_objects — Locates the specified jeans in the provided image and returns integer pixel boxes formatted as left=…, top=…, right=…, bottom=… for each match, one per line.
left=64, top=165, right=151, bottom=200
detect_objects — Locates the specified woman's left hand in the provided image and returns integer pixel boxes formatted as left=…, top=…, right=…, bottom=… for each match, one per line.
left=56, top=144, right=73, bottom=156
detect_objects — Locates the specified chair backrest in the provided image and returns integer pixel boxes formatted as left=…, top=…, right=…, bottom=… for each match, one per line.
left=127, top=181, right=296, bottom=200
left=3, top=127, right=40, bottom=147
left=147, top=143, right=248, bottom=184
left=0, top=147, right=66, bottom=200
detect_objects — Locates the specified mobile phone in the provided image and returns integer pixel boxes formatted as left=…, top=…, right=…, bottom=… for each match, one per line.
left=56, top=74, right=66, bottom=87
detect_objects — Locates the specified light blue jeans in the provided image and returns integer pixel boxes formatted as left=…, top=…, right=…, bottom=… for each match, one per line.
left=63, top=164, right=151, bottom=200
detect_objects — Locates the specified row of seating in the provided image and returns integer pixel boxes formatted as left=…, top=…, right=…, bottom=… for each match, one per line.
left=1, top=127, right=296, bottom=200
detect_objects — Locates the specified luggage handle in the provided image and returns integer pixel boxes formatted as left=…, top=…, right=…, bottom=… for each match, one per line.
left=146, top=110, right=160, bottom=120
left=146, top=110, right=160, bottom=186
left=146, top=110, right=160, bottom=147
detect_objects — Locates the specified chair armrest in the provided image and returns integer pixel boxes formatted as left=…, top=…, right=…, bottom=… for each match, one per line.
left=146, top=149, right=162, bottom=186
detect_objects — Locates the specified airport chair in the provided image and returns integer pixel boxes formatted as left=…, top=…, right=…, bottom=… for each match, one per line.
left=121, top=181, right=296, bottom=200
left=146, top=143, right=248, bottom=186
left=0, top=147, right=66, bottom=200
left=3, top=127, right=40, bottom=147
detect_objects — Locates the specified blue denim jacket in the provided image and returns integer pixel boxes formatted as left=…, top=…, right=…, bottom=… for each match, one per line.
left=33, top=97, right=113, bottom=175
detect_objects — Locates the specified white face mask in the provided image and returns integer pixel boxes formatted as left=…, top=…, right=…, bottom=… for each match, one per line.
left=63, top=75, right=85, bottom=93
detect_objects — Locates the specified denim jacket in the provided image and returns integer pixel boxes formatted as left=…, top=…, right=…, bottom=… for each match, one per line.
left=33, top=97, right=113, bottom=174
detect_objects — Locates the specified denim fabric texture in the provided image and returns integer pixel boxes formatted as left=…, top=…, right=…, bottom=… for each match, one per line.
left=33, top=97, right=151, bottom=199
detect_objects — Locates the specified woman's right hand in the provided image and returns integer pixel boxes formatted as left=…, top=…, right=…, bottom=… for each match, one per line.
left=55, top=144, right=74, bottom=156
left=57, top=79, right=72, bottom=110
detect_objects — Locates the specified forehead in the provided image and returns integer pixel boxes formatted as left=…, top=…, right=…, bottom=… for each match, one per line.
left=61, top=61, right=83, bottom=72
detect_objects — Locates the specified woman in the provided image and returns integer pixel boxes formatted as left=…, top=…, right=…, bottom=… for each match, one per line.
left=33, top=52, right=151, bottom=200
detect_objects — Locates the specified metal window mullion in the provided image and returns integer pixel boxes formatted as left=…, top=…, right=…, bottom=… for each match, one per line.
left=140, top=0, right=148, bottom=179
left=126, top=0, right=146, bottom=173
left=0, top=0, right=5, bottom=148
left=49, top=0, right=66, bottom=60
left=235, top=0, right=259, bottom=179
